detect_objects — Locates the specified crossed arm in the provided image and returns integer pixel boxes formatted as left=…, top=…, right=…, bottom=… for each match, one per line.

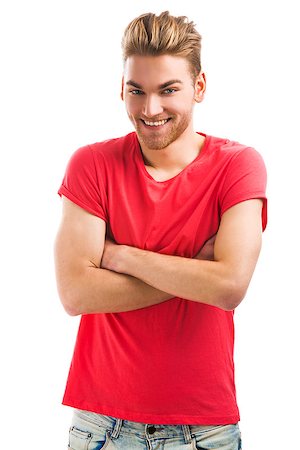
left=54, top=196, right=263, bottom=315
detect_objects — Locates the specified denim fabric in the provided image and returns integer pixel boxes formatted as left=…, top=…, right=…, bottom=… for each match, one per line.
left=68, top=409, right=242, bottom=449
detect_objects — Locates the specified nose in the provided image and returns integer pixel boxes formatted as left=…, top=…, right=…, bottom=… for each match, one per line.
left=142, top=94, right=164, bottom=118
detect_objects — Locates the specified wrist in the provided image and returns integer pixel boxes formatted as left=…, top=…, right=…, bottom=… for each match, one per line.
left=119, top=245, right=146, bottom=277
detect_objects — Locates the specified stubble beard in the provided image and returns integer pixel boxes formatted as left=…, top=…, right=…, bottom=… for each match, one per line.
left=133, top=111, right=192, bottom=151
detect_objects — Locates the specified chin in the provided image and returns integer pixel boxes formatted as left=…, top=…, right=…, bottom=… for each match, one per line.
left=137, top=134, right=176, bottom=151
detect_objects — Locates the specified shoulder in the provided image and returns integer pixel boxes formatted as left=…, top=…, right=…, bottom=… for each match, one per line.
left=207, top=134, right=261, bottom=157
left=88, top=132, right=137, bottom=159
left=64, top=132, right=137, bottom=171
left=204, top=133, right=266, bottom=170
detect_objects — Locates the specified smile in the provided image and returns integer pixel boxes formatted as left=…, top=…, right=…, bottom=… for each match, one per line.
left=142, top=119, right=170, bottom=127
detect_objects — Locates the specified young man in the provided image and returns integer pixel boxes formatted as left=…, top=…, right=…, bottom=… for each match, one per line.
left=54, top=11, right=267, bottom=450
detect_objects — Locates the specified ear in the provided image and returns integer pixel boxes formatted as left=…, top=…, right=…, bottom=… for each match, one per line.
left=120, top=76, right=124, bottom=101
left=194, top=72, right=206, bottom=103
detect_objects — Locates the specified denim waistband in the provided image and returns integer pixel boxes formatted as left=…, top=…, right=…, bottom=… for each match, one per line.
left=74, top=409, right=227, bottom=444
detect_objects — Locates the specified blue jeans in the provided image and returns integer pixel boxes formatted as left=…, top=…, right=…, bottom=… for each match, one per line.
left=68, top=409, right=242, bottom=449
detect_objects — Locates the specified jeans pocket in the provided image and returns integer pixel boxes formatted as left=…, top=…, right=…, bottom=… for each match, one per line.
left=68, top=425, right=108, bottom=450
left=193, top=424, right=241, bottom=450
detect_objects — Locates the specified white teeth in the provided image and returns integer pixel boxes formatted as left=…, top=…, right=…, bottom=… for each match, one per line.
left=143, top=119, right=169, bottom=126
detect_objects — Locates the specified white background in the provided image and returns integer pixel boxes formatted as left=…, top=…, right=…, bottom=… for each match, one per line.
left=1, top=0, right=299, bottom=448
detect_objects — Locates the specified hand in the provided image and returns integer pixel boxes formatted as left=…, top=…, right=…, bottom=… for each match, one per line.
left=194, top=234, right=216, bottom=261
left=101, top=238, right=126, bottom=272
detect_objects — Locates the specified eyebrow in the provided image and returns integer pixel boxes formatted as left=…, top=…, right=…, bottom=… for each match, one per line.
left=126, top=79, right=183, bottom=90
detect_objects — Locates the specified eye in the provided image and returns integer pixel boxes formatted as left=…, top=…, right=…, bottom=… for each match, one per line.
left=162, top=88, right=177, bottom=95
left=129, top=89, right=144, bottom=95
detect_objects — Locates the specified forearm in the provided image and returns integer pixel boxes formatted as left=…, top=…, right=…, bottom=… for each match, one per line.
left=116, top=247, right=243, bottom=311
left=105, top=201, right=263, bottom=311
left=64, top=267, right=173, bottom=315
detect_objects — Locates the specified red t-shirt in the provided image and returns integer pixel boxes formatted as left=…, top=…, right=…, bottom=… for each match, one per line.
left=58, top=132, right=267, bottom=425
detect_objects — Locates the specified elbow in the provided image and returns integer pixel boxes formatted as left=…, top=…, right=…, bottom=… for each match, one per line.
left=57, top=285, right=83, bottom=317
left=63, top=301, right=82, bottom=316
left=219, top=279, right=248, bottom=311
left=221, top=296, right=244, bottom=311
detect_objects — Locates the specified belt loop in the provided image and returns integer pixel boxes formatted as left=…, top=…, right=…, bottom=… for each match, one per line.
left=110, top=418, right=123, bottom=439
left=182, top=425, right=192, bottom=444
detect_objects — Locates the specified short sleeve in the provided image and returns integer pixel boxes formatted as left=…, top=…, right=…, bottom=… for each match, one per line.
left=58, top=145, right=108, bottom=222
left=219, top=147, right=267, bottom=230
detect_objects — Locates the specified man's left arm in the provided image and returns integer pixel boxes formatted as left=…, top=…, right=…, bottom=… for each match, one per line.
left=102, top=199, right=263, bottom=311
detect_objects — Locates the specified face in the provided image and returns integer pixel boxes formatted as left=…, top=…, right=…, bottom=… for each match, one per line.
left=121, top=55, right=205, bottom=151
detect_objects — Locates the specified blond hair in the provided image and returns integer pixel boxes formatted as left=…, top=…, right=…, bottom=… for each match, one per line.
left=121, top=11, right=202, bottom=81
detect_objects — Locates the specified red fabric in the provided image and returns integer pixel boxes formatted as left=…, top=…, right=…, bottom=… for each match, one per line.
left=58, top=132, right=267, bottom=425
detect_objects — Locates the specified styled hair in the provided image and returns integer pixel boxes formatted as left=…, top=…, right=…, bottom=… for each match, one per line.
left=121, top=11, right=202, bottom=81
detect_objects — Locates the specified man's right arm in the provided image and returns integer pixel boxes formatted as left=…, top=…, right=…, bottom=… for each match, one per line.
left=54, top=196, right=173, bottom=315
